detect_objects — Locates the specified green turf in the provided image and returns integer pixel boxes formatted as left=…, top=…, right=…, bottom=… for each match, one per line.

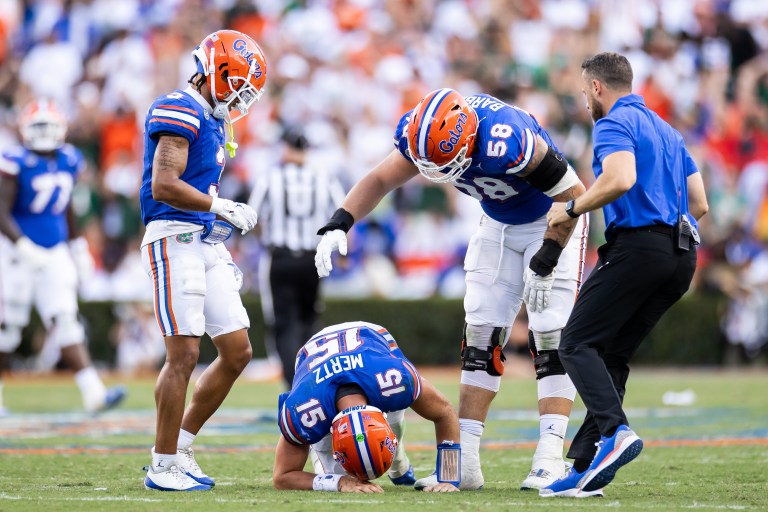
left=1, top=369, right=767, bottom=511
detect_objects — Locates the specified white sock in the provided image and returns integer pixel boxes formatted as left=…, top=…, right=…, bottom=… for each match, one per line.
left=152, top=447, right=176, bottom=472
left=387, top=414, right=410, bottom=476
left=459, top=418, right=483, bottom=466
left=177, top=429, right=196, bottom=451
left=459, top=418, right=484, bottom=437
left=533, top=414, right=568, bottom=461
left=74, top=367, right=106, bottom=410
left=539, top=414, right=568, bottom=439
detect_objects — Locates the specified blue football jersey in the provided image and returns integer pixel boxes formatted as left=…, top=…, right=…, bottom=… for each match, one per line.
left=278, top=321, right=422, bottom=446
left=140, top=87, right=226, bottom=226
left=0, top=144, right=83, bottom=248
left=395, top=94, right=563, bottom=225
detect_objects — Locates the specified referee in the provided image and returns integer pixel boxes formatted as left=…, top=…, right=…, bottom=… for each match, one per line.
left=541, top=52, right=709, bottom=497
left=248, top=127, right=346, bottom=386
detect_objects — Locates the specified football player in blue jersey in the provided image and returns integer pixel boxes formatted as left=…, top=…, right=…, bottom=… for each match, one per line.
left=139, top=30, right=267, bottom=492
left=0, top=100, right=126, bottom=416
left=273, top=321, right=460, bottom=493
left=316, top=89, right=590, bottom=491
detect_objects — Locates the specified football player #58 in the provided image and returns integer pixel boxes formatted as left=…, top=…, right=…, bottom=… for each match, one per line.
left=273, top=321, right=460, bottom=493
left=0, top=100, right=126, bottom=416
left=316, top=89, right=589, bottom=490
left=139, top=30, right=267, bottom=492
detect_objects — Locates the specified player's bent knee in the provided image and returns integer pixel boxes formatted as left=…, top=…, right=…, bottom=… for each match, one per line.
left=460, top=323, right=509, bottom=392
left=529, top=329, right=566, bottom=380
left=0, top=325, right=23, bottom=353
left=49, top=314, right=85, bottom=348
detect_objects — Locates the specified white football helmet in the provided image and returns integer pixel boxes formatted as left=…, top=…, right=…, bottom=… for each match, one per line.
left=19, top=99, right=67, bottom=152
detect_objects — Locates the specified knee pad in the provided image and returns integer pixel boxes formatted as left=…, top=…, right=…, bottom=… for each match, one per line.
left=48, top=314, right=85, bottom=348
left=0, top=325, right=22, bottom=352
left=528, top=329, right=566, bottom=380
left=461, top=323, right=508, bottom=376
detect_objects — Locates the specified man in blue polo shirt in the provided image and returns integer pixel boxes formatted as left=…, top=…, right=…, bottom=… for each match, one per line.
left=541, top=52, right=709, bottom=498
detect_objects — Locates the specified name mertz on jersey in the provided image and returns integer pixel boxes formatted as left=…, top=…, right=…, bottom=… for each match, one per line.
left=395, top=94, right=565, bottom=225
left=139, top=88, right=227, bottom=227
left=278, top=322, right=421, bottom=446
left=0, top=144, right=83, bottom=248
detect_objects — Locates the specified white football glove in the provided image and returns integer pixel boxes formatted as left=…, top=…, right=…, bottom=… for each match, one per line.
left=523, top=267, right=556, bottom=313
left=315, top=229, right=347, bottom=278
left=210, top=197, right=258, bottom=234
left=68, top=237, right=95, bottom=281
left=15, top=236, right=49, bottom=269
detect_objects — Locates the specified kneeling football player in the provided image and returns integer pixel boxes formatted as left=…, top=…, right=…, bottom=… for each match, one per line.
left=273, top=321, right=460, bottom=492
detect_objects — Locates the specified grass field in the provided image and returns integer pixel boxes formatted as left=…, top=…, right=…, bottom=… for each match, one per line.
left=1, top=367, right=767, bottom=511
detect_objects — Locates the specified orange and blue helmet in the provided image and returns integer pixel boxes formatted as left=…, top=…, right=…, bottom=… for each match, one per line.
left=192, top=30, right=267, bottom=125
left=406, top=88, right=479, bottom=183
left=19, top=99, right=67, bottom=152
left=331, top=405, right=398, bottom=481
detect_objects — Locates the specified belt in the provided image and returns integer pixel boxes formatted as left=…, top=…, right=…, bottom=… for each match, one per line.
left=618, top=224, right=674, bottom=236
left=270, top=246, right=314, bottom=257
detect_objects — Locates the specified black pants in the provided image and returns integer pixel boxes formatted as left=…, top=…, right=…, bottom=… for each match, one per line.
left=263, top=248, right=320, bottom=387
left=560, top=228, right=697, bottom=461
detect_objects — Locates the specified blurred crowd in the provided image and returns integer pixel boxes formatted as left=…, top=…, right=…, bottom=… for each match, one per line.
left=1, top=0, right=768, bottom=367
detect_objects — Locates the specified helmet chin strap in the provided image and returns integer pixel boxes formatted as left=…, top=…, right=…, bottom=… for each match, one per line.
left=206, top=46, right=239, bottom=157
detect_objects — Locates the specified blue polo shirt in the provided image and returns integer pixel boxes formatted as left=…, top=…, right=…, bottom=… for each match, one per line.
left=592, top=94, right=699, bottom=240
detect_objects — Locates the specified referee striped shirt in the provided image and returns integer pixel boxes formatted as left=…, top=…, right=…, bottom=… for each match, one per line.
left=248, top=161, right=346, bottom=251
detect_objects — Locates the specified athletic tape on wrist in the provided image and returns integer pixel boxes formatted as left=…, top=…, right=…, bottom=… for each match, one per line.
left=312, top=473, right=343, bottom=492
left=436, top=442, right=461, bottom=487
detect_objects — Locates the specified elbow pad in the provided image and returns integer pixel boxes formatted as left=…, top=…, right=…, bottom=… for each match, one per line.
left=524, top=146, right=580, bottom=197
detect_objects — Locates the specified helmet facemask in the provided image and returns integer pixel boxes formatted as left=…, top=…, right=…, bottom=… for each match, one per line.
left=408, top=144, right=473, bottom=184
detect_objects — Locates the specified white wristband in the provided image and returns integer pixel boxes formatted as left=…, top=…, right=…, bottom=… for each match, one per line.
left=312, top=474, right=343, bottom=492
left=209, top=197, right=227, bottom=214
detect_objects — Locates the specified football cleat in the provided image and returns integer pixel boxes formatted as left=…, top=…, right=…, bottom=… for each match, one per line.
left=521, top=456, right=568, bottom=490
left=177, top=447, right=215, bottom=487
left=539, top=467, right=604, bottom=498
left=101, top=385, right=127, bottom=411
left=144, top=464, right=211, bottom=491
left=580, top=425, right=643, bottom=492
left=389, top=465, right=415, bottom=486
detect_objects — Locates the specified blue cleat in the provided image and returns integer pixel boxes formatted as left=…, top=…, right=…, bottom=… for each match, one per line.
left=580, top=425, right=643, bottom=492
left=389, top=465, right=416, bottom=486
left=144, top=465, right=211, bottom=491
left=101, top=385, right=127, bottom=412
left=539, top=467, right=604, bottom=498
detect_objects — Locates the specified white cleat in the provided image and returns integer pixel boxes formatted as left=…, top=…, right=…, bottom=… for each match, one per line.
left=144, top=464, right=211, bottom=491
left=176, top=448, right=215, bottom=486
left=521, top=456, right=568, bottom=490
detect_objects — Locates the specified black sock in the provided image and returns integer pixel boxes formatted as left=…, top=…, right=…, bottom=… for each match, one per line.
left=573, top=458, right=591, bottom=473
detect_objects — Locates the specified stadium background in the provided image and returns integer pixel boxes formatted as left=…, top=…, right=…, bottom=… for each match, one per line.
left=1, top=0, right=768, bottom=371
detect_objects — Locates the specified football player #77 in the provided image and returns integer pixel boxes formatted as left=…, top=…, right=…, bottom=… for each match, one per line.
left=273, top=321, right=460, bottom=493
